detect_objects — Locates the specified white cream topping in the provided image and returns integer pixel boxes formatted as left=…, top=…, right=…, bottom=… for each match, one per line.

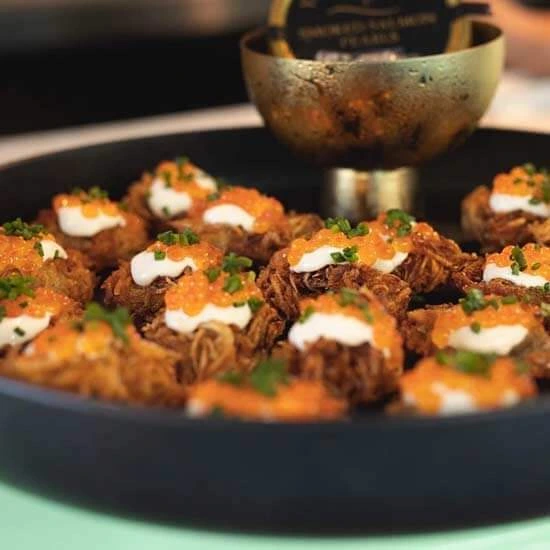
left=489, top=193, right=550, bottom=217
left=501, top=389, right=520, bottom=407
left=289, top=312, right=386, bottom=354
left=203, top=204, right=255, bottom=232
left=148, top=178, right=192, bottom=219
left=290, top=246, right=345, bottom=273
left=130, top=251, right=197, bottom=287
left=165, top=304, right=252, bottom=334
left=290, top=245, right=407, bottom=274
left=57, top=206, right=126, bottom=237
left=40, top=239, right=68, bottom=262
left=186, top=399, right=209, bottom=418
left=372, top=251, right=408, bottom=274
left=483, top=262, right=548, bottom=288
left=447, top=324, right=528, bottom=355
left=405, top=385, right=521, bottom=417
left=147, top=172, right=217, bottom=219
left=194, top=171, right=218, bottom=191
left=0, top=314, right=52, bottom=348
left=431, top=383, right=478, bottom=415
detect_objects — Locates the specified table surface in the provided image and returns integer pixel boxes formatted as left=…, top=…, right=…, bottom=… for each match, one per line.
left=0, top=73, right=549, bottom=548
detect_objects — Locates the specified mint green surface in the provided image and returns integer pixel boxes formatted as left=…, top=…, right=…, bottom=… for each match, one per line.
left=0, top=482, right=549, bottom=550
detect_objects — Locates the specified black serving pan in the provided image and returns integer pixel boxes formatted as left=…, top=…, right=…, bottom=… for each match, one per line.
left=0, top=127, right=549, bottom=534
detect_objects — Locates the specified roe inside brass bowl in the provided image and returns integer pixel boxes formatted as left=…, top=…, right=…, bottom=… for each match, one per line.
left=241, top=22, right=504, bottom=171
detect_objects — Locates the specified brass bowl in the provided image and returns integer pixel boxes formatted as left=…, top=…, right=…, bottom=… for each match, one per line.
left=241, top=22, right=504, bottom=170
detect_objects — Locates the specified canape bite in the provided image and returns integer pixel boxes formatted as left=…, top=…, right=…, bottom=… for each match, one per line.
left=187, top=359, right=347, bottom=422
left=259, top=215, right=418, bottom=320
left=2, top=303, right=186, bottom=407
left=454, top=244, right=550, bottom=310
left=37, top=187, right=148, bottom=270
left=462, top=164, right=550, bottom=251
left=397, top=351, right=536, bottom=416
left=125, top=157, right=219, bottom=227
left=144, top=257, right=284, bottom=383
left=0, top=218, right=95, bottom=304
left=0, top=275, right=80, bottom=351
left=102, top=229, right=223, bottom=324
left=275, top=289, right=403, bottom=405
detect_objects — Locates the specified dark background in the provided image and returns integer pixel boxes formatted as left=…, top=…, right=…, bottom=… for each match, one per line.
left=0, top=0, right=270, bottom=136
left=0, top=0, right=547, bottom=137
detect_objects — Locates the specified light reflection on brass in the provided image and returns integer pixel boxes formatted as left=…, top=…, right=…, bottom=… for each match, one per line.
left=323, top=168, right=418, bottom=221
left=241, top=22, right=504, bottom=171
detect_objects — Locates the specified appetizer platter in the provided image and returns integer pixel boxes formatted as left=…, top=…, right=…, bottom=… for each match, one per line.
left=0, top=127, right=549, bottom=532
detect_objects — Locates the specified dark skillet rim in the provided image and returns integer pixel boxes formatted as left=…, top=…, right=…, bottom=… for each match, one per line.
left=0, top=126, right=549, bottom=431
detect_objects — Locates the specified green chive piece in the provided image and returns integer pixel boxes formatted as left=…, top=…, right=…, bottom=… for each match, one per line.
left=204, top=268, right=221, bottom=283
left=223, top=274, right=244, bottom=294
left=83, top=303, right=131, bottom=344
left=299, top=306, right=315, bottom=324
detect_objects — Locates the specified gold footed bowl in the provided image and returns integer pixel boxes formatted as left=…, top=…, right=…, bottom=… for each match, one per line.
left=241, top=22, right=504, bottom=171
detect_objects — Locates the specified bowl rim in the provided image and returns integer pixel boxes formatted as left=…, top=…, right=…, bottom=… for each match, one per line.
left=240, top=21, right=504, bottom=66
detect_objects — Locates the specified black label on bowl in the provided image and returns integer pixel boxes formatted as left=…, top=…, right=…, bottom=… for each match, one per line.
left=270, top=0, right=489, bottom=60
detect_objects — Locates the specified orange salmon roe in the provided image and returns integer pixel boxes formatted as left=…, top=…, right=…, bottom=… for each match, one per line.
left=298, top=293, right=403, bottom=361
left=0, top=233, right=58, bottom=275
left=486, top=244, right=550, bottom=281
left=492, top=166, right=548, bottom=198
left=400, top=356, right=536, bottom=415
left=53, top=193, right=122, bottom=219
left=165, top=270, right=262, bottom=316
left=370, top=213, right=437, bottom=252
left=188, top=379, right=346, bottom=421
left=147, top=241, right=223, bottom=269
left=153, top=160, right=215, bottom=200
left=1, top=288, right=75, bottom=319
left=288, top=228, right=393, bottom=268
left=431, top=297, right=538, bottom=349
left=27, top=320, right=139, bottom=362
left=194, top=187, right=288, bottom=234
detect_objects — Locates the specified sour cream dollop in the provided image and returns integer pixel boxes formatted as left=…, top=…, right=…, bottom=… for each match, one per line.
left=447, top=324, right=529, bottom=355
left=131, top=252, right=197, bottom=287
left=289, top=312, right=374, bottom=350
left=483, top=244, right=550, bottom=288
left=203, top=204, right=256, bottom=232
left=0, top=314, right=52, bottom=347
left=163, top=269, right=262, bottom=335
left=40, top=239, right=68, bottom=262
left=165, top=303, right=253, bottom=334
left=489, top=165, right=550, bottom=217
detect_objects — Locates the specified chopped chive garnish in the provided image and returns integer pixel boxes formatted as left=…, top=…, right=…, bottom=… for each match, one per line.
left=223, top=274, right=243, bottom=294
left=83, top=303, right=131, bottom=344
left=204, top=267, right=221, bottom=283
left=299, top=306, right=315, bottom=324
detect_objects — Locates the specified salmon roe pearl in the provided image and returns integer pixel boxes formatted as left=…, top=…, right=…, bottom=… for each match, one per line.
left=400, top=356, right=536, bottom=415
left=147, top=241, right=223, bottom=268
left=153, top=161, right=214, bottom=198
left=189, top=379, right=346, bottom=421
left=0, top=234, right=50, bottom=274
left=165, top=270, right=262, bottom=316
left=492, top=166, right=547, bottom=197
left=1, top=288, right=74, bottom=319
left=28, top=321, right=138, bottom=361
left=197, top=187, right=288, bottom=234
left=298, top=293, right=403, bottom=360
left=53, top=195, right=121, bottom=219
left=431, top=299, right=539, bottom=349
left=486, top=244, right=550, bottom=281
left=287, top=228, right=394, bottom=267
